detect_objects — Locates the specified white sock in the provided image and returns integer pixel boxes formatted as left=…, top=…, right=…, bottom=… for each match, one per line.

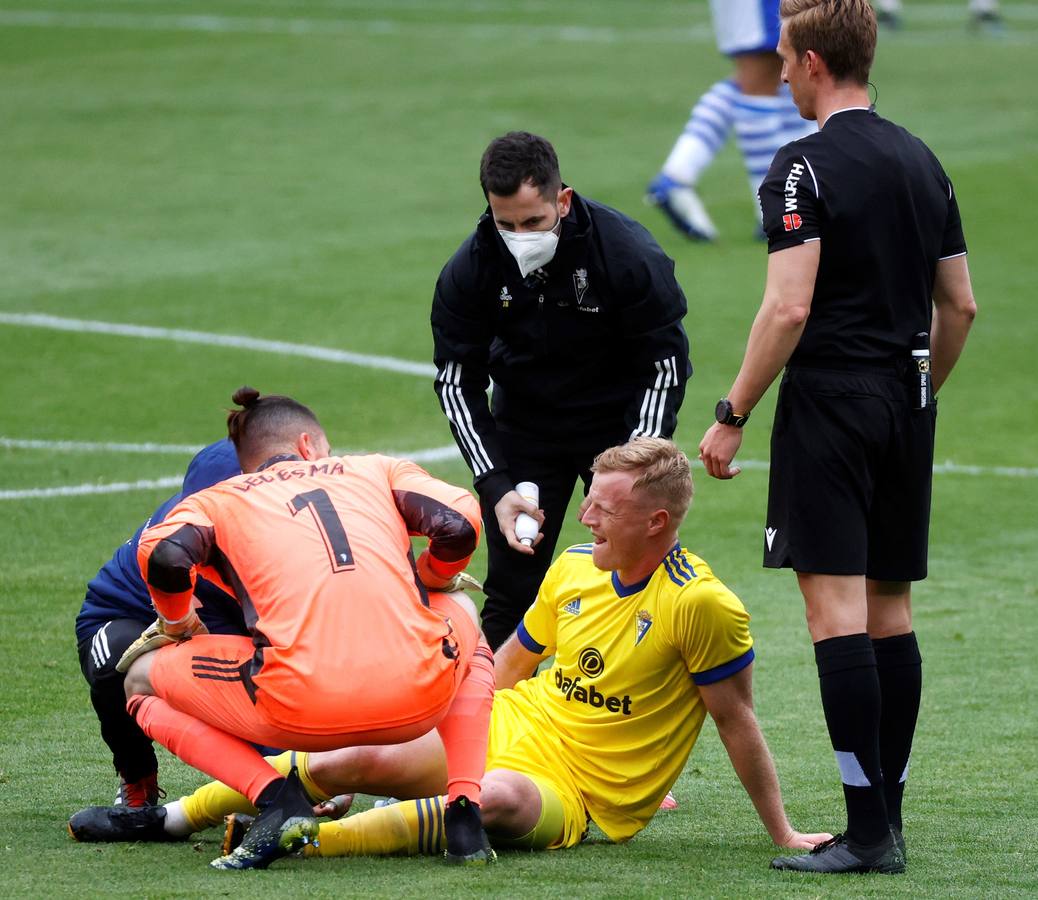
left=162, top=799, right=193, bottom=837
left=661, top=79, right=739, bottom=186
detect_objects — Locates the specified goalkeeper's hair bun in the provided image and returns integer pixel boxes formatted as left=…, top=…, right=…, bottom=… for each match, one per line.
left=232, top=386, right=261, bottom=408
left=225, top=386, right=321, bottom=459
left=227, top=386, right=261, bottom=447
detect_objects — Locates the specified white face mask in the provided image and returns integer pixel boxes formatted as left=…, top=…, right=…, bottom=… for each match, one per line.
left=498, top=214, right=561, bottom=278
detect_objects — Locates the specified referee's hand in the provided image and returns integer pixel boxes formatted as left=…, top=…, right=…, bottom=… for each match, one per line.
left=698, top=423, right=744, bottom=480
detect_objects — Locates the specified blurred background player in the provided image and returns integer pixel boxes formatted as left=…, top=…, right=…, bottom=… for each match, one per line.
left=872, top=0, right=1003, bottom=31
left=647, top=0, right=816, bottom=241
left=72, top=387, right=496, bottom=870
left=433, top=132, right=691, bottom=652
left=75, top=439, right=242, bottom=808
left=95, top=439, right=831, bottom=860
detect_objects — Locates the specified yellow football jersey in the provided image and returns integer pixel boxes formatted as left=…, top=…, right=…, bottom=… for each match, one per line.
left=512, top=542, right=754, bottom=842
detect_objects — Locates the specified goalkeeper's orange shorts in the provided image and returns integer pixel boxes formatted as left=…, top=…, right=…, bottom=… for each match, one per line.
left=148, top=591, right=480, bottom=752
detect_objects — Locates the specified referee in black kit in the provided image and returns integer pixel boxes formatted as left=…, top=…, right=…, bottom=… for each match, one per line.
left=698, top=0, right=977, bottom=875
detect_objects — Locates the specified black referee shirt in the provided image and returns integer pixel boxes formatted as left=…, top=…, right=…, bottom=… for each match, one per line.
left=758, top=107, right=967, bottom=366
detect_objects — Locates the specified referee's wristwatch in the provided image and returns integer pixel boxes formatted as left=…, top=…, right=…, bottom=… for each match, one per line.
left=715, top=398, right=750, bottom=428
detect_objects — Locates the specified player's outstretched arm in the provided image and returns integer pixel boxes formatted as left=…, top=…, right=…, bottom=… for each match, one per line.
left=699, top=664, right=832, bottom=850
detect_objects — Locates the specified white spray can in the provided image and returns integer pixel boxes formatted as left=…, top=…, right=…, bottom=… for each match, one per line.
left=514, top=481, right=540, bottom=547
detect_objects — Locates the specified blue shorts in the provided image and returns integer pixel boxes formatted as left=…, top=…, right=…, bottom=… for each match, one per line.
left=711, top=0, right=781, bottom=55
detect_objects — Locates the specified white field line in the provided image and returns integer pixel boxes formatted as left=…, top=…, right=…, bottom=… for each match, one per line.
left=0, top=476, right=183, bottom=500
left=0, top=436, right=463, bottom=462
left=0, top=8, right=714, bottom=42
left=0, top=440, right=463, bottom=499
left=2, top=7, right=1036, bottom=45
left=0, top=313, right=435, bottom=378
left=0, top=437, right=207, bottom=455
left=3, top=438, right=1036, bottom=500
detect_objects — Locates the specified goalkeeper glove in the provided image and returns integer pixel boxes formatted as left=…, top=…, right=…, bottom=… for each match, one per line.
left=116, top=610, right=208, bottom=673
left=438, top=571, right=484, bottom=593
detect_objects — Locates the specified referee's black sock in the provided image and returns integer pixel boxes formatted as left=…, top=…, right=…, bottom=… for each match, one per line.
left=872, top=631, right=922, bottom=832
left=814, top=634, right=889, bottom=849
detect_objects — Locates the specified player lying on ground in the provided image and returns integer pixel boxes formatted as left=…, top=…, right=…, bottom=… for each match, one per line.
left=74, top=439, right=243, bottom=808
left=70, top=387, right=496, bottom=870
left=74, top=438, right=829, bottom=859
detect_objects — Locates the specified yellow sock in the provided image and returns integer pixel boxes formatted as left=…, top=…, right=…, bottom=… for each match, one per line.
left=180, top=751, right=331, bottom=833
left=267, top=751, right=332, bottom=803
left=311, top=797, right=445, bottom=858
left=180, top=781, right=255, bottom=834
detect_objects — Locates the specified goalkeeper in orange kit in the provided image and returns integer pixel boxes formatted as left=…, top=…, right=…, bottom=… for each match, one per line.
left=69, top=387, right=495, bottom=871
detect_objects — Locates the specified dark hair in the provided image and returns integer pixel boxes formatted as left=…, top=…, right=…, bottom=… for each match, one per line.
left=780, top=0, right=876, bottom=84
left=226, top=386, right=322, bottom=462
left=479, top=132, right=562, bottom=201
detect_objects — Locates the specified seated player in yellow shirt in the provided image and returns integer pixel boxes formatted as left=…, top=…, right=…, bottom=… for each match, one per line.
left=71, top=438, right=829, bottom=858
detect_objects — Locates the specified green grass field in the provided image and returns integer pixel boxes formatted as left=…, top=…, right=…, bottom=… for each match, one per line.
left=2, top=1, right=1036, bottom=896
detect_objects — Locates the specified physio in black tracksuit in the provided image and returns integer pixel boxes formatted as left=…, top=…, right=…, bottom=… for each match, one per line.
left=432, top=131, right=692, bottom=650
left=698, top=0, right=977, bottom=876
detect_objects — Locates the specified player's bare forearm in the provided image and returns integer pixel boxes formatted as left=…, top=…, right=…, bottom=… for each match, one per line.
left=931, top=255, right=977, bottom=393
left=699, top=666, right=829, bottom=848
left=713, top=710, right=795, bottom=844
left=494, top=633, right=544, bottom=690
left=712, top=710, right=832, bottom=849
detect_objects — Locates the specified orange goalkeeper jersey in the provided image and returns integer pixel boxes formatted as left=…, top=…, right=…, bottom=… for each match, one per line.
left=137, top=454, right=480, bottom=733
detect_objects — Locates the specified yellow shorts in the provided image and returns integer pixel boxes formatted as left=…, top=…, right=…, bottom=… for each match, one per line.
left=485, top=688, right=589, bottom=850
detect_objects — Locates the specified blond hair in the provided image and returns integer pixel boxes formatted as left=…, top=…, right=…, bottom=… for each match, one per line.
left=780, top=0, right=877, bottom=85
left=592, top=437, right=693, bottom=526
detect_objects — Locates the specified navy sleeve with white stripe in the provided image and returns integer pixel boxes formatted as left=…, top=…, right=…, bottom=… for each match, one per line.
left=617, top=252, right=692, bottom=441
left=431, top=258, right=512, bottom=508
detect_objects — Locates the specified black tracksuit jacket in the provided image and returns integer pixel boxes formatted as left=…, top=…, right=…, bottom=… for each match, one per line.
left=431, top=191, right=692, bottom=509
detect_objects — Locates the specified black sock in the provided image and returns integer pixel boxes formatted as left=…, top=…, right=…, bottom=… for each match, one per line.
left=873, top=632, right=922, bottom=832
left=814, top=634, right=889, bottom=847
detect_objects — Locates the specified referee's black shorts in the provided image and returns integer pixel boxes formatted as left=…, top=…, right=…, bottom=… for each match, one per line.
left=764, top=365, right=937, bottom=581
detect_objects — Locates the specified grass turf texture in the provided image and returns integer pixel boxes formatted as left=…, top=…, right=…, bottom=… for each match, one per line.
left=1, top=1, right=1036, bottom=896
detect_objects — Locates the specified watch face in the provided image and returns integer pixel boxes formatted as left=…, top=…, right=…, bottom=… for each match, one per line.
left=715, top=398, right=732, bottom=424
